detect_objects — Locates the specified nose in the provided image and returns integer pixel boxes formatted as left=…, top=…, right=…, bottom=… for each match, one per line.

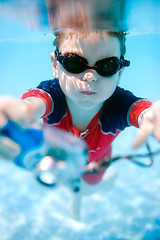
left=82, top=70, right=98, bottom=83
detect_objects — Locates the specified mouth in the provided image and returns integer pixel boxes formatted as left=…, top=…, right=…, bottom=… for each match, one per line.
left=80, top=91, right=96, bottom=96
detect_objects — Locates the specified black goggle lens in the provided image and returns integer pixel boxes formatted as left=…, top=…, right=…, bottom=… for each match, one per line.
left=95, top=58, right=121, bottom=76
left=56, top=52, right=130, bottom=77
left=62, top=55, right=87, bottom=74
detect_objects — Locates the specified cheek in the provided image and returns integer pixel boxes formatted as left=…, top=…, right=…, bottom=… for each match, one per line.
left=58, top=69, right=78, bottom=96
left=100, top=75, right=119, bottom=97
left=58, top=65, right=85, bottom=93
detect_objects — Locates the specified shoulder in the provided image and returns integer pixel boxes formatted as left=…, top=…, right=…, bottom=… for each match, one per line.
left=103, top=86, right=143, bottom=110
left=100, top=86, right=144, bottom=133
left=38, top=79, right=67, bottom=125
left=37, top=78, right=66, bottom=102
left=37, top=79, right=62, bottom=95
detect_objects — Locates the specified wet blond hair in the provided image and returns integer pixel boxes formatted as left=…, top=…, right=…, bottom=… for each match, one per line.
left=53, top=31, right=127, bottom=57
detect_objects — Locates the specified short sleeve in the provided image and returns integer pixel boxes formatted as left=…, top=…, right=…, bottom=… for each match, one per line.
left=128, top=100, right=152, bottom=127
left=100, top=87, right=152, bottom=134
left=22, top=88, right=53, bottom=118
left=36, top=79, right=67, bottom=124
left=22, top=79, right=67, bottom=124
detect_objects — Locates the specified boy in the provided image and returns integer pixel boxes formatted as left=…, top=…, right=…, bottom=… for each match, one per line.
left=0, top=31, right=160, bottom=218
left=0, top=30, right=160, bottom=172
left=21, top=31, right=158, bottom=183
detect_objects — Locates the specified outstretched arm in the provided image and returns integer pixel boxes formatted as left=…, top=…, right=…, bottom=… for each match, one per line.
left=132, top=100, right=160, bottom=148
left=0, top=96, right=46, bottom=159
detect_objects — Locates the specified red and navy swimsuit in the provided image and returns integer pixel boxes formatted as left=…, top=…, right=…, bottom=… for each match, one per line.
left=22, top=79, right=152, bottom=184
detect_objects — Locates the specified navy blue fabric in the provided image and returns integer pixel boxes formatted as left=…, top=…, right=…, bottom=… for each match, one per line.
left=37, top=79, right=142, bottom=134
left=37, top=79, right=67, bottom=125
left=100, top=88, right=142, bottom=134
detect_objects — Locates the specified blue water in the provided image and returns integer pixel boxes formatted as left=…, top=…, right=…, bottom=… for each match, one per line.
left=1, top=3, right=160, bottom=240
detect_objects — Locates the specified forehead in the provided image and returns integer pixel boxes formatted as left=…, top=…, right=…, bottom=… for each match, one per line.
left=59, top=31, right=121, bottom=60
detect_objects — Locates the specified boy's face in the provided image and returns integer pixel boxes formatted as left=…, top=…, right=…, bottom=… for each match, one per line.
left=52, top=32, right=121, bottom=110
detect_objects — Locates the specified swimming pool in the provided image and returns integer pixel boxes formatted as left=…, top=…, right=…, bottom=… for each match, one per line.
left=1, top=1, right=160, bottom=239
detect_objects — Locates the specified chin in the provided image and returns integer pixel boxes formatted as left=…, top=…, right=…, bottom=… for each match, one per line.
left=77, top=101, right=99, bottom=110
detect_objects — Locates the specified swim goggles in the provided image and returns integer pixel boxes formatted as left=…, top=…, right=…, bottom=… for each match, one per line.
left=55, top=50, right=130, bottom=77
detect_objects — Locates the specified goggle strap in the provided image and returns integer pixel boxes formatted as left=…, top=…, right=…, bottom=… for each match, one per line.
left=120, top=56, right=130, bottom=67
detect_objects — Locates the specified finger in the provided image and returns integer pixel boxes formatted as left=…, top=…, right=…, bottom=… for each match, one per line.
left=0, top=97, right=31, bottom=128
left=3, top=102, right=30, bottom=128
left=131, top=121, right=154, bottom=148
left=153, top=127, right=160, bottom=142
left=0, top=112, right=8, bottom=128
left=0, top=136, right=21, bottom=160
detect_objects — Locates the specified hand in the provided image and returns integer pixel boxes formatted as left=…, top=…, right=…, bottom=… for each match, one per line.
left=0, top=96, right=36, bottom=128
left=132, top=100, right=160, bottom=148
left=0, top=96, right=36, bottom=160
left=0, top=136, right=21, bottom=160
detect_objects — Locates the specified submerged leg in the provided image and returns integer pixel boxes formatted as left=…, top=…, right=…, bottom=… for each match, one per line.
left=68, top=170, right=117, bottom=220
left=81, top=169, right=117, bottom=195
left=69, top=188, right=82, bottom=221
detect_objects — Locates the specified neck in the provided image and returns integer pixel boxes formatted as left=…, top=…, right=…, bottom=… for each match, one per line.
left=66, top=97, right=103, bottom=131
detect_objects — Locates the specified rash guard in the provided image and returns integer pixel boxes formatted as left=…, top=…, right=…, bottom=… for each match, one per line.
left=22, top=79, right=152, bottom=184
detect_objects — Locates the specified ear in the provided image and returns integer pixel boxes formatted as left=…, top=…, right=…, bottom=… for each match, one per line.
left=50, top=52, right=58, bottom=79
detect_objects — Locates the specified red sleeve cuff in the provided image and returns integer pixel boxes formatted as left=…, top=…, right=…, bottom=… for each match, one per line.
left=21, top=89, right=53, bottom=118
left=128, top=100, right=152, bottom=128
